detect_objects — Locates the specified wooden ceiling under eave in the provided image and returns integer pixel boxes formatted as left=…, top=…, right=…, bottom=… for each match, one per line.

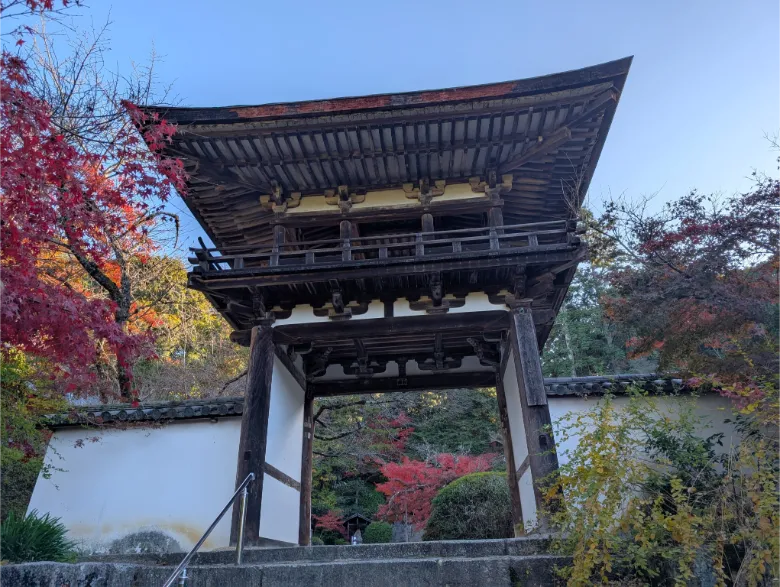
left=139, top=57, right=631, bottom=251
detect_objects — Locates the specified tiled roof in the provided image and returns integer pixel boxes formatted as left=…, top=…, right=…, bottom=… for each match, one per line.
left=45, top=397, right=244, bottom=428
left=544, top=374, right=686, bottom=397
left=45, top=373, right=694, bottom=429
left=138, top=58, right=632, bottom=250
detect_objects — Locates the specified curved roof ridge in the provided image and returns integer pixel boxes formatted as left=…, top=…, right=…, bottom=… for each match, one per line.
left=138, top=57, right=632, bottom=124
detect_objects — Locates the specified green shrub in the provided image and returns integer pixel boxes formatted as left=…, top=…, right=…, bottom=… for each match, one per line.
left=363, top=521, right=393, bottom=544
left=310, top=535, right=324, bottom=546
left=1, top=510, right=76, bottom=563
left=423, top=471, right=512, bottom=541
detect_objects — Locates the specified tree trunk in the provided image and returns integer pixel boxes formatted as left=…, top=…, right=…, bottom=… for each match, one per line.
left=561, top=315, right=578, bottom=377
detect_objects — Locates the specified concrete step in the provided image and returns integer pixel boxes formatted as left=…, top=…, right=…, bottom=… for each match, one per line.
left=1, top=554, right=569, bottom=587
left=80, top=535, right=553, bottom=566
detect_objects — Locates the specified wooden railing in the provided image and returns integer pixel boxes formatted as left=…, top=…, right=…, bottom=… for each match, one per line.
left=189, top=220, right=577, bottom=273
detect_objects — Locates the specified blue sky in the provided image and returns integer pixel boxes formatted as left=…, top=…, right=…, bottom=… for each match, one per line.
left=65, top=0, right=780, bottom=248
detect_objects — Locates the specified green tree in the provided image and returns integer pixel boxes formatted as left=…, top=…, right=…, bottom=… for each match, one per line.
left=547, top=393, right=778, bottom=586
left=543, top=265, right=646, bottom=377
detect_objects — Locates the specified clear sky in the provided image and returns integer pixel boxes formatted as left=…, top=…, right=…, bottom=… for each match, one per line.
left=66, top=0, right=780, bottom=248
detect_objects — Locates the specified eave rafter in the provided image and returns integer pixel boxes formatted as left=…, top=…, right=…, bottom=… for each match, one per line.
left=499, top=88, right=618, bottom=175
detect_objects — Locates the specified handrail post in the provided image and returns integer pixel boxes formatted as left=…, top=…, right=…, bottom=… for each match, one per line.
left=161, top=472, right=255, bottom=587
left=236, top=485, right=249, bottom=565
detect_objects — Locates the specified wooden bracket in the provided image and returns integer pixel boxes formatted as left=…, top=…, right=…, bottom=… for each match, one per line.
left=416, top=333, right=461, bottom=371
left=259, top=185, right=301, bottom=214
left=324, top=185, right=366, bottom=213
left=306, top=347, right=333, bottom=380
left=403, top=178, right=446, bottom=205
left=312, top=301, right=369, bottom=321
left=313, top=288, right=369, bottom=321
left=467, top=337, right=501, bottom=367
left=251, top=289, right=275, bottom=325
left=469, top=173, right=513, bottom=204
left=341, top=339, right=386, bottom=379
left=408, top=296, right=466, bottom=315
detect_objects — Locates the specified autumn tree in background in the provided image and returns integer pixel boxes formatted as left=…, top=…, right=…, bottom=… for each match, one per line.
left=593, top=174, right=779, bottom=413
left=548, top=173, right=779, bottom=585
left=1, top=1, right=186, bottom=400
left=129, top=256, right=247, bottom=401
left=375, top=453, right=496, bottom=530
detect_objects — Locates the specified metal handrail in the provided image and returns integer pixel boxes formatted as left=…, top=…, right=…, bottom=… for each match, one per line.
left=162, top=472, right=255, bottom=587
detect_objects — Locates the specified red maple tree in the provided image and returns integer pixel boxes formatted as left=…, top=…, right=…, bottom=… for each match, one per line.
left=312, top=509, right=347, bottom=538
left=0, top=29, right=185, bottom=399
left=375, top=453, right=496, bottom=529
left=594, top=175, right=779, bottom=413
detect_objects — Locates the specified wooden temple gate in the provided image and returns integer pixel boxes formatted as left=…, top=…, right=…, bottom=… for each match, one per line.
left=140, top=57, right=630, bottom=545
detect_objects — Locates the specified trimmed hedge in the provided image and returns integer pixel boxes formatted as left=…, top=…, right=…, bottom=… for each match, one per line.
left=423, top=471, right=513, bottom=541
left=363, top=521, right=393, bottom=544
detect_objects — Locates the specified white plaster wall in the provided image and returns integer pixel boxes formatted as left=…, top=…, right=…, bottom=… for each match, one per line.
left=274, top=301, right=385, bottom=326
left=314, top=356, right=492, bottom=381
left=265, top=357, right=304, bottom=481
left=518, top=468, right=537, bottom=530
left=502, top=350, right=529, bottom=467
left=405, top=355, right=494, bottom=376
left=27, top=418, right=242, bottom=554
left=393, top=292, right=508, bottom=318
left=259, top=477, right=301, bottom=544
left=257, top=357, right=305, bottom=544
left=549, top=394, right=739, bottom=470
left=286, top=182, right=488, bottom=215
left=502, top=349, right=537, bottom=528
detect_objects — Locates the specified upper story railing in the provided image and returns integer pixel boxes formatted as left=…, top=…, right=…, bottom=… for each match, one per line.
left=189, top=219, right=579, bottom=274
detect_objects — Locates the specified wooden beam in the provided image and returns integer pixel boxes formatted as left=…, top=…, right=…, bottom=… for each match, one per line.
left=299, top=390, right=314, bottom=546
left=263, top=462, right=301, bottom=491
left=510, top=306, right=547, bottom=406
left=274, top=197, right=494, bottom=226
left=496, top=372, right=524, bottom=536
left=272, top=311, right=510, bottom=345
left=508, top=305, right=560, bottom=523
left=499, top=89, right=617, bottom=175
left=273, top=345, right=308, bottom=392
left=499, top=127, right=572, bottom=173
left=310, top=370, right=496, bottom=397
left=231, top=324, right=274, bottom=546
left=189, top=246, right=580, bottom=290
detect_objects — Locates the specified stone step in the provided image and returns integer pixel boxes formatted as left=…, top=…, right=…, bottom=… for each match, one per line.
left=81, top=535, right=554, bottom=566
left=1, top=554, right=570, bottom=587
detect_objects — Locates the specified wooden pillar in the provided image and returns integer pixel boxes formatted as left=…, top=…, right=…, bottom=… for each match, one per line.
left=298, top=390, right=315, bottom=546
left=421, top=213, right=434, bottom=234
left=496, top=374, right=524, bottom=536
left=508, top=305, right=560, bottom=522
left=231, top=324, right=274, bottom=545
left=340, top=220, right=352, bottom=262
left=488, top=206, right=503, bottom=250
left=270, top=225, right=285, bottom=266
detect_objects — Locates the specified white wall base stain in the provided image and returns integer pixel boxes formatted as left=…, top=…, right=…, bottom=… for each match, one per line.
left=27, top=368, right=737, bottom=553
left=27, top=418, right=242, bottom=554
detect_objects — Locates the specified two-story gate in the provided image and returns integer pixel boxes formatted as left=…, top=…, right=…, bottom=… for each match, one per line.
left=139, top=57, right=631, bottom=545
